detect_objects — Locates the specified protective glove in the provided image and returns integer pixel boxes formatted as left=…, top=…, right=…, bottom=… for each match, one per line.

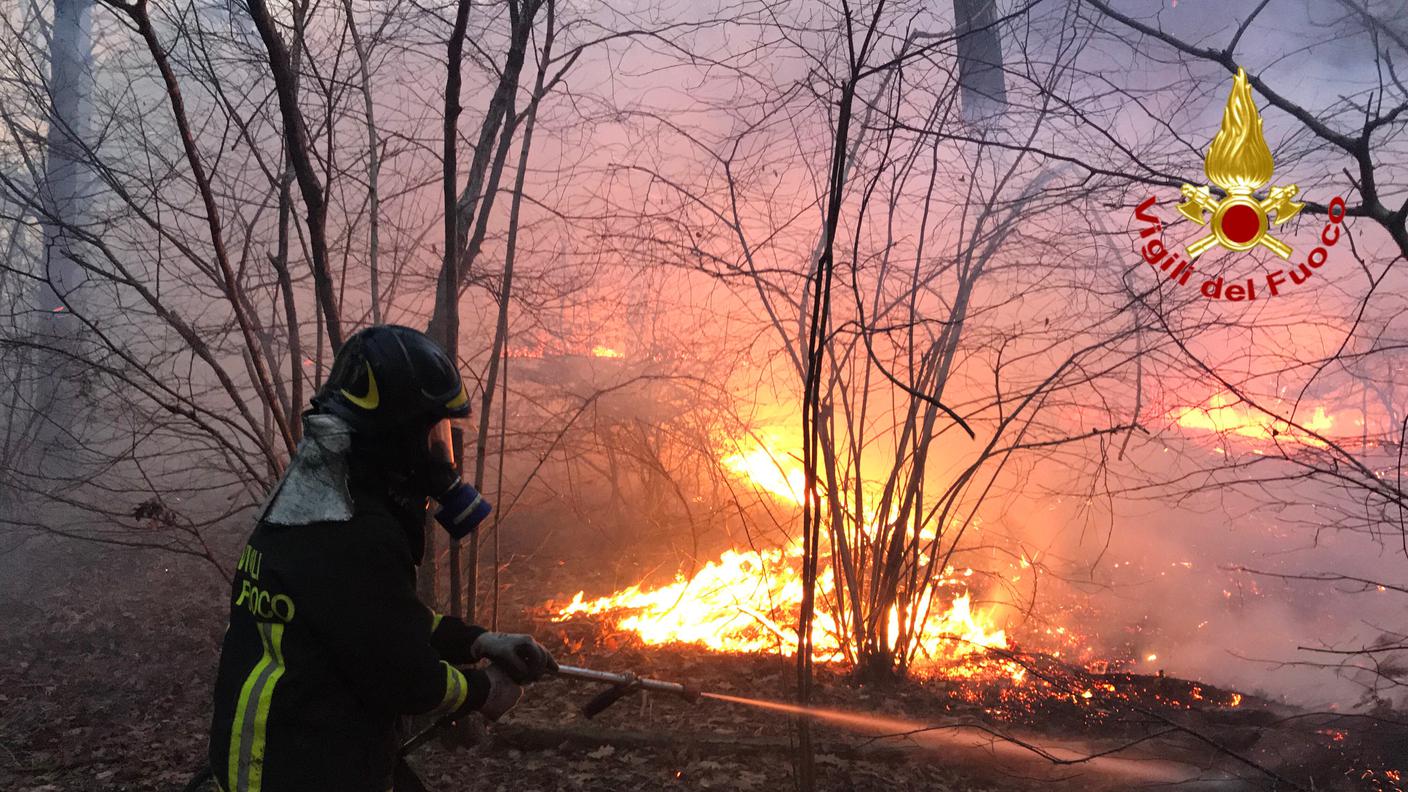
left=474, top=664, right=523, bottom=722
left=470, top=632, right=558, bottom=684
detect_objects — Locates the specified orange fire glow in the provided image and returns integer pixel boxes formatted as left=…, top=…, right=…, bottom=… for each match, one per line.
left=549, top=435, right=1259, bottom=719
left=554, top=438, right=1018, bottom=678
left=1169, top=393, right=1333, bottom=449
left=554, top=543, right=1012, bottom=673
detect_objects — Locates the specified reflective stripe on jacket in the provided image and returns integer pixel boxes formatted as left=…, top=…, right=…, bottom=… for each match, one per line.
left=208, top=480, right=487, bottom=792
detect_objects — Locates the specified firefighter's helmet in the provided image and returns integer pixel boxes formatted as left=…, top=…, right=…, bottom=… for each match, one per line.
left=313, top=325, right=470, bottom=436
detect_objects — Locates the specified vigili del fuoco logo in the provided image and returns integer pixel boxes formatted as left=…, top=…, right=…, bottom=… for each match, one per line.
left=1131, top=68, right=1346, bottom=301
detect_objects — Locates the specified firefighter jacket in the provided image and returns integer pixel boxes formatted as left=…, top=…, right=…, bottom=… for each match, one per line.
left=208, top=415, right=490, bottom=792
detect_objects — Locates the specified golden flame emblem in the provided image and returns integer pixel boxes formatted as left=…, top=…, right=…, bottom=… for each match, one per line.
left=1178, top=68, right=1304, bottom=259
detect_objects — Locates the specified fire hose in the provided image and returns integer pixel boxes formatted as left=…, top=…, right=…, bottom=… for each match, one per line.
left=398, top=663, right=700, bottom=755
left=553, top=663, right=701, bottom=715
left=182, top=663, right=699, bottom=792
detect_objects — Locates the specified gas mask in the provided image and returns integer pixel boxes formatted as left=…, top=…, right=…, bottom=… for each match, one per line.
left=425, top=417, right=493, bottom=540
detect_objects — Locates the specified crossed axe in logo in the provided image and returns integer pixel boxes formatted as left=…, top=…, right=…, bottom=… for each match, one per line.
left=1177, top=184, right=1304, bottom=260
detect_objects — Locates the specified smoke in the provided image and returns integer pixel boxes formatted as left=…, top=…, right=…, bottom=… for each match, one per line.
left=1001, top=432, right=1408, bottom=710
left=3, top=0, right=1402, bottom=726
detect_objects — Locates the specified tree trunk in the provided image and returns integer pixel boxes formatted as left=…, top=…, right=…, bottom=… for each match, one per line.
left=245, top=0, right=344, bottom=350
left=472, top=0, right=555, bottom=626
left=437, top=0, right=474, bottom=617
left=34, top=0, right=93, bottom=465
left=798, top=71, right=858, bottom=792
left=953, top=0, right=1006, bottom=122
left=340, top=0, right=383, bottom=325
left=425, top=0, right=538, bottom=345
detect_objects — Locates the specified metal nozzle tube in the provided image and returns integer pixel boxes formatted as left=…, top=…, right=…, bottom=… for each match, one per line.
left=554, top=664, right=699, bottom=701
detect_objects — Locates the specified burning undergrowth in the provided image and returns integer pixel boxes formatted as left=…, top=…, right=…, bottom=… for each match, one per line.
left=530, top=414, right=1408, bottom=790
left=542, top=440, right=1149, bottom=719
left=545, top=566, right=1243, bottom=731
left=543, top=607, right=1406, bottom=790
left=551, top=546, right=1017, bottom=674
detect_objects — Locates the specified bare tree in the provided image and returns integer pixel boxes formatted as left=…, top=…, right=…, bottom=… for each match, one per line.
left=0, top=0, right=620, bottom=591
left=1070, top=0, right=1408, bottom=713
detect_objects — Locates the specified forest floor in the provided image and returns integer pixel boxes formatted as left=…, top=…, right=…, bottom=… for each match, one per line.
left=1, top=534, right=1402, bottom=792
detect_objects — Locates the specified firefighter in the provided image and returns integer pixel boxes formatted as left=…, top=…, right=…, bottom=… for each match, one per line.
left=208, top=325, right=556, bottom=792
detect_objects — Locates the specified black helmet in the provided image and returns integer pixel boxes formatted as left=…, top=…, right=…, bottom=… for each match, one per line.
left=313, top=325, right=470, bottom=437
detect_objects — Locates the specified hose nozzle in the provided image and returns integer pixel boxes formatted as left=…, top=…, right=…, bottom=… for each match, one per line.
left=554, top=664, right=698, bottom=718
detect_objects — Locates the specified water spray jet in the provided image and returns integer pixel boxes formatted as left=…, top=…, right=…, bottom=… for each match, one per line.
left=550, top=664, right=915, bottom=731
left=539, top=665, right=1244, bottom=789
left=550, top=664, right=928, bottom=732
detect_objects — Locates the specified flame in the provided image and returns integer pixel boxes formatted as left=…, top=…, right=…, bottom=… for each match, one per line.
left=1169, top=394, right=1333, bottom=449
left=556, top=547, right=802, bottom=655
left=554, top=437, right=1018, bottom=678
left=721, top=440, right=895, bottom=537
left=1205, top=68, right=1274, bottom=194
left=546, top=434, right=1269, bottom=717
left=554, top=541, right=1011, bottom=673
left=506, top=341, right=623, bottom=359
left=722, top=447, right=805, bottom=506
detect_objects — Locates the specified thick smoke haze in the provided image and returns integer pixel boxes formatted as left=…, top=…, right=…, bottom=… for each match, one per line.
left=1, top=0, right=1406, bottom=788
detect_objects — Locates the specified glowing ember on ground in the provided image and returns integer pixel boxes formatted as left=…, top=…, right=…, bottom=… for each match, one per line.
left=591, top=345, right=624, bottom=358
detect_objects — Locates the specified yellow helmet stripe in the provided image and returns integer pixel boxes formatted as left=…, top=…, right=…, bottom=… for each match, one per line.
left=340, top=362, right=380, bottom=410
left=445, top=385, right=468, bottom=411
